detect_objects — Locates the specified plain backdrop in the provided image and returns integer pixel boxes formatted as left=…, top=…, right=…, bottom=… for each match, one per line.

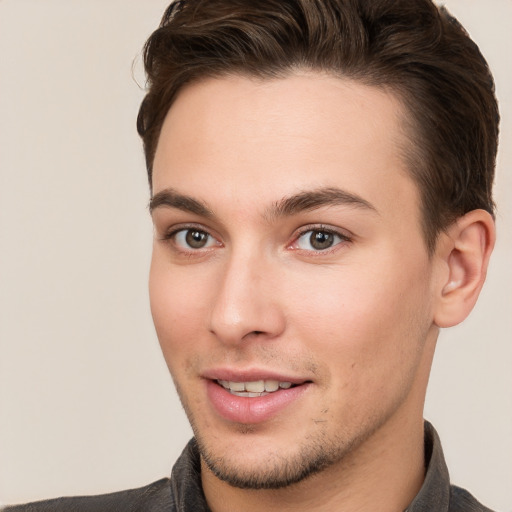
left=0, top=0, right=511, bottom=510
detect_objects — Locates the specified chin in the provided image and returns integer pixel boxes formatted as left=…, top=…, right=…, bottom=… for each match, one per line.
left=189, top=409, right=366, bottom=490
left=196, top=430, right=340, bottom=489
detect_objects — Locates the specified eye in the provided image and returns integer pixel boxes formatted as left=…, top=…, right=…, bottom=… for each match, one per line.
left=294, top=228, right=347, bottom=251
left=172, top=228, right=218, bottom=250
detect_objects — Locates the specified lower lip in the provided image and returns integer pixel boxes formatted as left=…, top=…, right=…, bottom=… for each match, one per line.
left=206, top=380, right=310, bottom=424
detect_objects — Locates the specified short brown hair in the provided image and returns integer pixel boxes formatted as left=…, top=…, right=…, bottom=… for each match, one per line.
left=137, top=0, right=499, bottom=251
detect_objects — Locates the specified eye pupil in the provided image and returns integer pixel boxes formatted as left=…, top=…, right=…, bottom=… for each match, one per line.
left=310, top=230, right=334, bottom=250
left=185, top=229, right=208, bottom=248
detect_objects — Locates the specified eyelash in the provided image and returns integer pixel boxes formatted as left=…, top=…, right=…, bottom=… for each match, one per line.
left=290, top=225, right=352, bottom=253
left=160, top=224, right=352, bottom=255
left=161, top=224, right=219, bottom=250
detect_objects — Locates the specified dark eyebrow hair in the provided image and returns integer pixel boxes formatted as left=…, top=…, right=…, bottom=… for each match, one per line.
left=149, top=186, right=377, bottom=220
left=266, top=187, right=378, bottom=219
left=149, top=188, right=214, bottom=218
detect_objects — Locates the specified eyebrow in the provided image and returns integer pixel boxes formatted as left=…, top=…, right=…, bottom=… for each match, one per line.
left=149, top=186, right=378, bottom=219
left=149, top=188, right=214, bottom=217
left=265, top=186, right=378, bottom=220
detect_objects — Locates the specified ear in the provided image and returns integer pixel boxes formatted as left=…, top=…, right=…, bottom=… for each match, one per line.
left=433, top=209, right=495, bottom=328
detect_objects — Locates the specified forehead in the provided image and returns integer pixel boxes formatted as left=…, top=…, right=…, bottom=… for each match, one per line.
left=152, top=72, right=420, bottom=227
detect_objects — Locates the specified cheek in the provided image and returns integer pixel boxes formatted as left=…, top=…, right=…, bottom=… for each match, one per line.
left=149, top=250, right=211, bottom=364
left=288, top=255, right=432, bottom=381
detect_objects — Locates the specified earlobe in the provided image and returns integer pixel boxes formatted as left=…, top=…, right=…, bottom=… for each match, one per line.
left=433, top=209, right=495, bottom=328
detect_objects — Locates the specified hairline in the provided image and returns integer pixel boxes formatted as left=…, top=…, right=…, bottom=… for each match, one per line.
left=150, top=68, right=437, bottom=253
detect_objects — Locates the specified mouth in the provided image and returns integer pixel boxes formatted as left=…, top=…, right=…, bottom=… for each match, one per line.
left=216, top=379, right=296, bottom=397
left=203, top=370, right=312, bottom=423
left=206, top=376, right=311, bottom=423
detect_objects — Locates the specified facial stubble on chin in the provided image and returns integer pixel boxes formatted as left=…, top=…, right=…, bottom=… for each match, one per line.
left=173, top=383, right=337, bottom=489
left=194, top=418, right=342, bottom=490
left=177, top=390, right=394, bottom=491
left=169, top=344, right=420, bottom=490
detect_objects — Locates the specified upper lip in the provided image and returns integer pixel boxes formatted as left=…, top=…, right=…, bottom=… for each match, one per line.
left=202, top=368, right=311, bottom=384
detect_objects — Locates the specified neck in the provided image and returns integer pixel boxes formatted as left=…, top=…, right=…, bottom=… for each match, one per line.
left=202, top=412, right=426, bottom=512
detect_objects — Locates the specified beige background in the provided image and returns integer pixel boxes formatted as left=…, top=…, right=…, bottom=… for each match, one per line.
left=0, top=0, right=511, bottom=510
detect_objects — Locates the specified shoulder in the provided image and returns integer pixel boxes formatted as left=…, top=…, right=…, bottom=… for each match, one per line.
left=2, top=439, right=205, bottom=512
left=2, top=478, right=174, bottom=512
left=449, top=485, right=495, bottom=512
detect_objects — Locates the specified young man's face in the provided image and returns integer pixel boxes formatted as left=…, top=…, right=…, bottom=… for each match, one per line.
left=149, top=73, right=440, bottom=488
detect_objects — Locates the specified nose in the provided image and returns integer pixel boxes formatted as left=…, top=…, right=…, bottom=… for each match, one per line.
left=208, top=250, right=286, bottom=345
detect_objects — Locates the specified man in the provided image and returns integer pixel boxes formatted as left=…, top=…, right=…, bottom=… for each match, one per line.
left=3, top=0, right=501, bottom=510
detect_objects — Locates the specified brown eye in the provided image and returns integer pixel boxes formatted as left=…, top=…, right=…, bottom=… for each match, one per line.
left=184, top=229, right=209, bottom=248
left=172, top=228, right=217, bottom=250
left=310, top=230, right=335, bottom=250
left=295, top=229, right=346, bottom=251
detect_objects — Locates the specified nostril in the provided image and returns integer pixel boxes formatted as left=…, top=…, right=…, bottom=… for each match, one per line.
left=241, top=330, right=266, bottom=340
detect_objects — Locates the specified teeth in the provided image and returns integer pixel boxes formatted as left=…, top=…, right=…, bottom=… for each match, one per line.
left=229, top=381, right=245, bottom=392
left=245, top=380, right=265, bottom=392
left=231, top=391, right=268, bottom=398
left=264, top=380, right=279, bottom=392
left=217, top=379, right=294, bottom=394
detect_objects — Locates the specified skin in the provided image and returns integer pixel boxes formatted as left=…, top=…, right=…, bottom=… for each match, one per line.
left=149, top=73, right=495, bottom=512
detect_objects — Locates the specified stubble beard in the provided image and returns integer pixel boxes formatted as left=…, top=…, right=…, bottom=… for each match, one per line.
left=186, top=407, right=392, bottom=491
left=172, top=368, right=415, bottom=491
left=196, top=429, right=344, bottom=490
left=171, top=378, right=356, bottom=490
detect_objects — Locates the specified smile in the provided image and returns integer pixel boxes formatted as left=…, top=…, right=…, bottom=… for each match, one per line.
left=207, top=377, right=310, bottom=423
left=217, top=379, right=294, bottom=397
